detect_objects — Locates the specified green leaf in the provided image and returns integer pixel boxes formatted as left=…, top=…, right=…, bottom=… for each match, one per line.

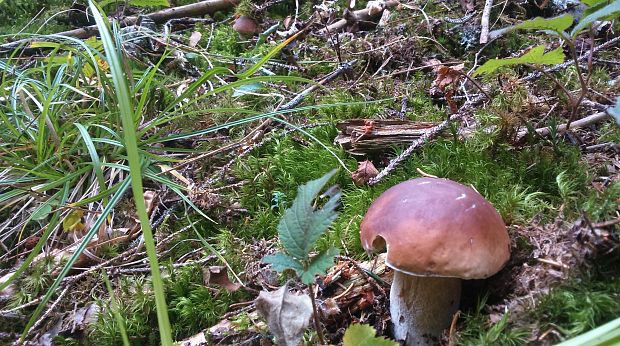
left=582, top=0, right=610, bottom=6
left=232, top=82, right=263, bottom=97
left=62, top=210, right=85, bottom=232
left=263, top=253, right=305, bottom=273
left=343, top=324, right=399, bottom=346
left=473, top=46, right=565, bottom=76
left=277, top=169, right=340, bottom=259
left=572, top=0, right=620, bottom=36
left=299, top=247, right=339, bottom=284
left=31, top=203, right=53, bottom=221
left=88, top=1, right=173, bottom=344
left=514, top=14, right=573, bottom=33
left=128, top=0, right=169, bottom=7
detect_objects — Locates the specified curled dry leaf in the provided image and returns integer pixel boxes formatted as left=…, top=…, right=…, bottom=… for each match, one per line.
left=430, top=63, right=465, bottom=113
left=430, top=63, right=465, bottom=94
left=352, top=160, right=379, bottom=186
left=255, top=284, right=313, bottom=346
left=203, top=266, right=242, bottom=292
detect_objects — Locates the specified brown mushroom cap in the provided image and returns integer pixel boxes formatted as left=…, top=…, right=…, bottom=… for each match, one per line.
left=233, top=16, right=260, bottom=35
left=360, top=177, right=510, bottom=279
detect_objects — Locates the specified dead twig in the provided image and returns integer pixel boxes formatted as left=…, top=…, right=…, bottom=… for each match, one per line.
left=480, top=0, right=493, bottom=44
left=368, top=113, right=462, bottom=185
left=516, top=110, right=611, bottom=140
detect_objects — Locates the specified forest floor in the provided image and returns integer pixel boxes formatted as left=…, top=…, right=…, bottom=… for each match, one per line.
left=0, top=0, right=619, bottom=345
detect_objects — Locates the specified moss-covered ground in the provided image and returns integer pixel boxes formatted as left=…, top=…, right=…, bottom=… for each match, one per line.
left=1, top=0, right=619, bottom=345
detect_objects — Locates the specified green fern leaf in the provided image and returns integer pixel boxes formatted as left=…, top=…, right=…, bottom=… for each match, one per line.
left=473, top=46, right=565, bottom=76
left=299, top=247, right=339, bottom=284
left=343, top=324, right=399, bottom=346
left=514, top=14, right=573, bottom=32
left=277, top=169, right=340, bottom=259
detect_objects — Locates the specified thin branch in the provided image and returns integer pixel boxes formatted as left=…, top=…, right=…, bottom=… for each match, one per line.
left=480, top=0, right=494, bottom=44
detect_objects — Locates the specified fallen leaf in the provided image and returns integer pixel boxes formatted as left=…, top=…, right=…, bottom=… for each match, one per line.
left=352, top=160, right=379, bottom=186
left=63, top=210, right=85, bottom=232
left=143, top=190, right=158, bottom=215
left=255, top=284, right=313, bottom=346
left=203, top=266, right=241, bottom=292
left=431, top=64, right=464, bottom=94
left=366, top=0, right=386, bottom=15
left=188, top=31, right=202, bottom=47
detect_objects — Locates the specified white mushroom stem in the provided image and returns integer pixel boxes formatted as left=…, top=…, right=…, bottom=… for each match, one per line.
left=390, top=271, right=461, bottom=346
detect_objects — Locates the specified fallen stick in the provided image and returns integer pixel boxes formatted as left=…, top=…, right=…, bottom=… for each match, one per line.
left=0, top=0, right=239, bottom=53
left=367, top=93, right=487, bottom=185
left=517, top=110, right=611, bottom=140
left=318, top=0, right=400, bottom=35
left=479, top=0, right=493, bottom=44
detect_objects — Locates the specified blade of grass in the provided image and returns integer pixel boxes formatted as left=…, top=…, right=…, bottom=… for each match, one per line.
left=88, top=1, right=173, bottom=344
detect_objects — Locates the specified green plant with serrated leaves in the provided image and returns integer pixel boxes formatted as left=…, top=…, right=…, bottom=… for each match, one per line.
left=474, top=46, right=565, bottom=76
left=262, top=169, right=341, bottom=344
left=474, top=1, right=620, bottom=131
left=343, top=324, right=399, bottom=346
left=263, top=169, right=341, bottom=284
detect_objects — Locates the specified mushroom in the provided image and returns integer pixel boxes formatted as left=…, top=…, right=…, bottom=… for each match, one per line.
left=233, top=15, right=260, bottom=36
left=360, top=177, right=510, bottom=346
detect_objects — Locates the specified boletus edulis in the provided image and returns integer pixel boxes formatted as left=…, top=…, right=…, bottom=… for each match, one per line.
left=360, top=177, right=510, bottom=346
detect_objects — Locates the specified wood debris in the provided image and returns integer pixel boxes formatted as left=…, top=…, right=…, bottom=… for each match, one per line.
left=334, top=119, right=438, bottom=155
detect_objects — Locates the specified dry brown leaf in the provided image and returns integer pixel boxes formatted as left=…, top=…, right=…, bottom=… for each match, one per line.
left=431, top=64, right=464, bottom=93
left=203, top=266, right=241, bottom=292
left=351, top=160, right=379, bottom=186
left=255, top=284, right=313, bottom=346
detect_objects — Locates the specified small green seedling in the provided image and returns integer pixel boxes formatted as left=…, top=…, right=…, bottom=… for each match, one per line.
left=262, top=169, right=341, bottom=344
left=263, top=169, right=341, bottom=284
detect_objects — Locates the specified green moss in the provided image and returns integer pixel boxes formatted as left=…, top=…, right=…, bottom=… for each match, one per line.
left=582, top=181, right=620, bottom=222
left=90, top=264, right=246, bottom=345
left=200, top=24, right=245, bottom=57
left=167, top=264, right=246, bottom=338
left=458, top=301, right=529, bottom=346
left=532, top=260, right=620, bottom=341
